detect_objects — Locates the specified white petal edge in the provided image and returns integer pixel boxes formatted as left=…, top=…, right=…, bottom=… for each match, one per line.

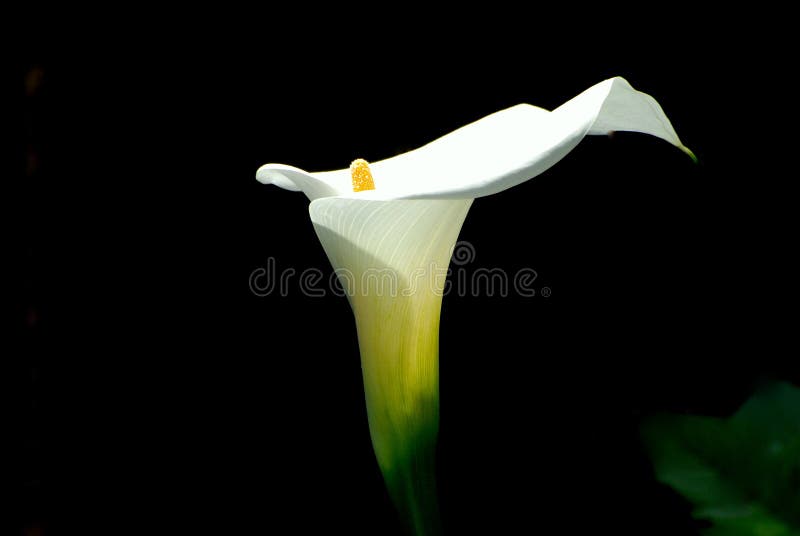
left=257, top=77, right=692, bottom=201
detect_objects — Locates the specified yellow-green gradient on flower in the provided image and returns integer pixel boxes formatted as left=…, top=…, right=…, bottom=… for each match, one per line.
left=312, top=197, right=471, bottom=533
left=256, top=77, right=693, bottom=534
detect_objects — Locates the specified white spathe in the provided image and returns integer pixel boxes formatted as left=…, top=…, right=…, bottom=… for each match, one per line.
left=256, top=76, right=692, bottom=534
left=256, top=77, right=693, bottom=202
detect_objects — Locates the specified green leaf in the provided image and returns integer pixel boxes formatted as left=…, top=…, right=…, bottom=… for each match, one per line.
left=641, top=383, right=800, bottom=536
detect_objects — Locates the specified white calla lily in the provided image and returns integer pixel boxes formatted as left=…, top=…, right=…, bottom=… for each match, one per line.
left=257, top=76, right=693, bottom=535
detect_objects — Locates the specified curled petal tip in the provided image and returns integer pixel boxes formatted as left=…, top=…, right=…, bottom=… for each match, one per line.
left=255, top=164, right=303, bottom=192
left=255, top=164, right=273, bottom=184
left=680, top=145, right=699, bottom=164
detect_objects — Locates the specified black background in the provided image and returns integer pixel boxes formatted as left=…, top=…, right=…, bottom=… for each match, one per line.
left=11, top=13, right=794, bottom=536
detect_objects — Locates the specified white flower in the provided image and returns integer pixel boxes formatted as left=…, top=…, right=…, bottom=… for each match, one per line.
left=256, top=77, right=692, bottom=534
